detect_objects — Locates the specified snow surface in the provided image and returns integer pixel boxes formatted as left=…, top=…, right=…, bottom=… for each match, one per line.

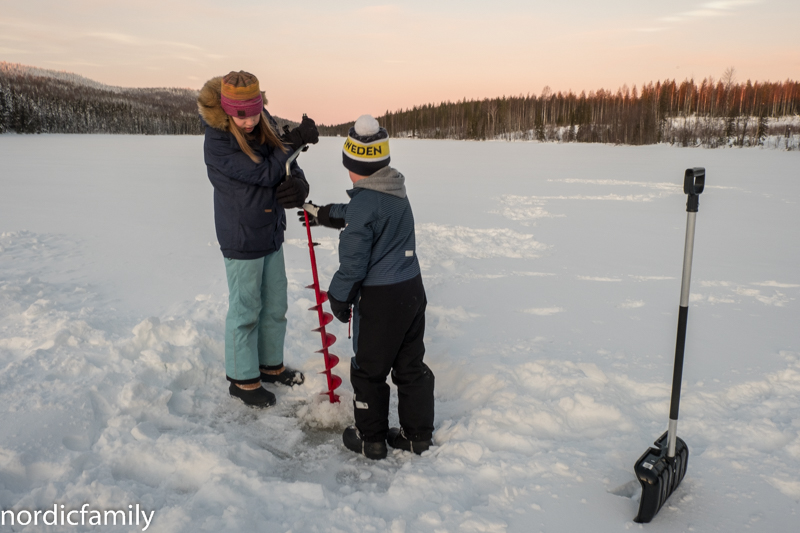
left=1, top=135, right=799, bottom=532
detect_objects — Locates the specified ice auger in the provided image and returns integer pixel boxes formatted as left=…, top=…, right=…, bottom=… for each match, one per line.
left=284, top=146, right=342, bottom=403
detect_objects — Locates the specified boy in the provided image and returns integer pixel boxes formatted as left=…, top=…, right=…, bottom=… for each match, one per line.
left=301, top=115, right=434, bottom=459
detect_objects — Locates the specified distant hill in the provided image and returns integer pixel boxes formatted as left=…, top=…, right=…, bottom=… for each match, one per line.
left=0, top=62, right=128, bottom=93
left=0, top=62, right=201, bottom=134
left=0, top=62, right=321, bottom=135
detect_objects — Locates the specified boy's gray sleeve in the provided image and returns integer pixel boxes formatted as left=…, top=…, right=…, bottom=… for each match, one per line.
left=328, top=202, right=373, bottom=303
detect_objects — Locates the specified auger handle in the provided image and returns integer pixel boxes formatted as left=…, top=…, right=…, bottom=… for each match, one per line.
left=284, top=144, right=308, bottom=181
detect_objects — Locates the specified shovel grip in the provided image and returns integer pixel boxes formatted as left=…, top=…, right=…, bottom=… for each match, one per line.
left=684, top=167, right=705, bottom=212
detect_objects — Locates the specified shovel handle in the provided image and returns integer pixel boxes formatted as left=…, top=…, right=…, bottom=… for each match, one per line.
left=668, top=167, right=706, bottom=457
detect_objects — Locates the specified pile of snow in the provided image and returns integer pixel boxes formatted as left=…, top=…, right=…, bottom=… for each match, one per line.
left=0, top=135, right=798, bottom=531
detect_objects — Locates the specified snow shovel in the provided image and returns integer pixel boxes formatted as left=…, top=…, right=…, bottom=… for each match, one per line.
left=633, top=167, right=705, bottom=523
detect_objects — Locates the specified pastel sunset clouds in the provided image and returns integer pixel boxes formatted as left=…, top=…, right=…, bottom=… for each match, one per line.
left=1, top=0, right=797, bottom=124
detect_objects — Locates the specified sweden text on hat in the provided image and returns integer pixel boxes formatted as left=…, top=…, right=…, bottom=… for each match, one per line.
left=342, top=115, right=391, bottom=176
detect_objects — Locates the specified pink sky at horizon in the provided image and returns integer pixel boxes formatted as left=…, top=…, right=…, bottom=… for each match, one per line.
left=1, top=1, right=798, bottom=125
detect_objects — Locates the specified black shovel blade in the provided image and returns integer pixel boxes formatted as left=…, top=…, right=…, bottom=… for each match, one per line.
left=633, top=431, right=689, bottom=523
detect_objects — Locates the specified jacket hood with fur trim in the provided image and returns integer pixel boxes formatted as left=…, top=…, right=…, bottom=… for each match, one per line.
left=197, top=76, right=268, bottom=131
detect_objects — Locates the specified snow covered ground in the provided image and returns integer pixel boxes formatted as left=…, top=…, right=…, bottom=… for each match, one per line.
left=1, top=134, right=798, bottom=532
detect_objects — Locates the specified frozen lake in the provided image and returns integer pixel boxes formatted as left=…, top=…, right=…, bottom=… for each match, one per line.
left=1, top=134, right=798, bottom=532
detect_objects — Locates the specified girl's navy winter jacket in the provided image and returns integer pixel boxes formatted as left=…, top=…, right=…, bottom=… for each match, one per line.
left=203, top=117, right=305, bottom=259
left=198, top=76, right=307, bottom=260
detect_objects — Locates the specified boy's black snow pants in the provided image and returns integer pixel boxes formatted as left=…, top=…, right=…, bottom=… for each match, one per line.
left=350, top=274, right=434, bottom=442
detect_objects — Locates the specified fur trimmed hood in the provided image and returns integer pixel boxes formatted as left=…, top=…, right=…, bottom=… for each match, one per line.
left=197, top=76, right=268, bottom=131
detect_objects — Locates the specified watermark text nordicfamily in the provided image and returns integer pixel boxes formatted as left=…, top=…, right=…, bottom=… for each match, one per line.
left=1, top=504, right=154, bottom=531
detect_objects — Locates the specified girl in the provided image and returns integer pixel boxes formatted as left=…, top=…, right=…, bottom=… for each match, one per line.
left=197, top=70, right=317, bottom=408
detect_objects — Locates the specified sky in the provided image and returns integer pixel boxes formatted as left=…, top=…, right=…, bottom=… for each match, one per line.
left=1, top=0, right=799, bottom=125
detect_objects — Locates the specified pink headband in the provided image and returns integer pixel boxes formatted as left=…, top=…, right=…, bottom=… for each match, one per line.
left=221, top=94, right=263, bottom=118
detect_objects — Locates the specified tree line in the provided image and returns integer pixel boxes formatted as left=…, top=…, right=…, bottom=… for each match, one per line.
left=326, top=74, right=799, bottom=148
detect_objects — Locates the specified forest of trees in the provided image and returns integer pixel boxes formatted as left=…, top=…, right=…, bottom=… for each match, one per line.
left=2, top=62, right=798, bottom=148
left=326, top=72, right=799, bottom=149
left=0, top=62, right=313, bottom=135
left=0, top=62, right=204, bottom=134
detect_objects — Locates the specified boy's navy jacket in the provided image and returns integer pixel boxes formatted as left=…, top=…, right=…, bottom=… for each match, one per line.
left=328, top=166, right=421, bottom=303
left=198, top=76, right=306, bottom=260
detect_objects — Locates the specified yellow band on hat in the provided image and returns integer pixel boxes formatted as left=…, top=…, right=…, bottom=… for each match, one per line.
left=343, top=138, right=390, bottom=160
left=221, top=83, right=261, bottom=100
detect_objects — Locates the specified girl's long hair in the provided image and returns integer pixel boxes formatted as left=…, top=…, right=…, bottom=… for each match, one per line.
left=229, top=110, right=287, bottom=163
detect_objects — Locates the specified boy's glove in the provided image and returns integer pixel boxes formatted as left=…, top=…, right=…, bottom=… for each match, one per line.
left=298, top=202, right=346, bottom=229
left=276, top=173, right=309, bottom=209
left=281, top=115, right=319, bottom=152
left=299, top=202, right=321, bottom=226
left=328, top=293, right=351, bottom=323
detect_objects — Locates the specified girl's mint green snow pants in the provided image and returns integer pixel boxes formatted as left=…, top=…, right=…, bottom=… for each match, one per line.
left=224, top=247, right=288, bottom=383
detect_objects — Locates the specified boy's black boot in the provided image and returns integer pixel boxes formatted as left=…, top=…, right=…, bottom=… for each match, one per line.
left=387, top=427, right=432, bottom=455
left=342, top=426, right=387, bottom=460
left=229, top=383, right=276, bottom=408
left=260, top=365, right=305, bottom=386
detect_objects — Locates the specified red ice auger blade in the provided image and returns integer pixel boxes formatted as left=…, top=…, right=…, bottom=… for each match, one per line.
left=319, top=372, right=343, bottom=403
left=316, top=351, right=340, bottom=371
left=323, top=354, right=340, bottom=370
left=328, top=373, right=343, bottom=390
left=292, top=170, right=341, bottom=404
left=311, top=312, right=334, bottom=329
left=307, top=291, right=328, bottom=312
left=320, top=332, right=336, bottom=348
left=316, top=352, right=340, bottom=368
left=318, top=370, right=342, bottom=402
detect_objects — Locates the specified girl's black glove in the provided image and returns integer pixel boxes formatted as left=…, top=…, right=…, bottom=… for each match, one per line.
left=276, top=174, right=309, bottom=209
left=327, top=293, right=351, bottom=323
left=282, top=115, right=319, bottom=152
